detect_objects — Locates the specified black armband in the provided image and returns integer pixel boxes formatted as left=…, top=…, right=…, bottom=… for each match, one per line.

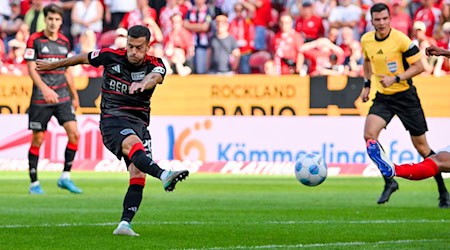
left=364, top=79, right=371, bottom=88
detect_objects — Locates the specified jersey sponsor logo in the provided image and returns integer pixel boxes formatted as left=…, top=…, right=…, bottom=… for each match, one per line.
left=42, top=57, right=63, bottom=63
left=24, top=48, right=35, bottom=59
left=41, top=46, right=50, bottom=53
left=387, top=61, right=398, bottom=73
left=152, top=66, right=165, bottom=75
left=131, top=71, right=146, bottom=81
left=58, top=46, right=68, bottom=54
left=112, top=65, right=121, bottom=73
left=91, top=49, right=100, bottom=59
left=108, top=79, right=129, bottom=94
left=120, top=128, right=136, bottom=136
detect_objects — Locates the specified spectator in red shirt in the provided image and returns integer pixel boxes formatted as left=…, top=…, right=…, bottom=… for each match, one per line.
left=120, top=0, right=157, bottom=29
left=164, top=13, right=194, bottom=76
left=391, top=0, right=413, bottom=37
left=412, top=20, right=438, bottom=75
left=242, top=0, right=272, bottom=51
left=270, top=14, right=305, bottom=75
left=294, top=1, right=324, bottom=42
left=159, top=0, right=189, bottom=37
left=229, top=2, right=255, bottom=74
left=339, top=27, right=363, bottom=76
left=0, top=38, right=5, bottom=61
left=433, top=21, right=450, bottom=75
left=414, top=0, right=442, bottom=37
left=2, top=38, right=27, bottom=75
left=300, top=36, right=344, bottom=76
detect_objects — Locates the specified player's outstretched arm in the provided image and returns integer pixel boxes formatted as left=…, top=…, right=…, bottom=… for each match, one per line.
left=36, top=54, right=90, bottom=71
left=426, top=45, right=450, bottom=58
left=129, top=73, right=163, bottom=94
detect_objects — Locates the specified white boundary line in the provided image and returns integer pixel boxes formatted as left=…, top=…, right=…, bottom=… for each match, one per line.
left=199, top=239, right=446, bottom=249
left=1, top=219, right=448, bottom=229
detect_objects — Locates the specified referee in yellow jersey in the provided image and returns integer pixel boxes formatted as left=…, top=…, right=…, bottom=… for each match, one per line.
left=360, top=3, right=449, bottom=208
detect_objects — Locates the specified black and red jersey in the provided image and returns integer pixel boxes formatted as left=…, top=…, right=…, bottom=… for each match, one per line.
left=25, top=31, right=71, bottom=105
left=88, top=48, right=166, bottom=126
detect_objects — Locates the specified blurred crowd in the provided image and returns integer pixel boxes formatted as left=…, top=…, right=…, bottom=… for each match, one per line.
left=1, top=0, right=450, bottom=77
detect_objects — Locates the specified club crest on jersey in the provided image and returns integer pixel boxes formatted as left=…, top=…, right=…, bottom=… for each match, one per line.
left=131, top=71, right=146, bottom=81
left=24, top=48, right=35, bottom=59
left=387, top=61, right=398, bottom=73
left=91, top=49, right=100, bottom=59
left=152, top=66, right=165, bottom=75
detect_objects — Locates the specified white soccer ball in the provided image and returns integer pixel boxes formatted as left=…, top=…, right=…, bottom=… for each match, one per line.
left=294, top=153, right=327, bottom=187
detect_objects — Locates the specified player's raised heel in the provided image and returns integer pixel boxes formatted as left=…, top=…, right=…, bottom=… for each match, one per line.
left=366, top=139, right=396, bottom=178
left=113, top=221, right=140, bottom=236
left=162, top=170, right=189, bottom=192
left=57, top=178, right=82, bottom=194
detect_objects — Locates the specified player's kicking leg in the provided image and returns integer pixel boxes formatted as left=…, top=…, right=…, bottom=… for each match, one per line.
left=161, top=170, right=190, bottom=192
left=125, top=136, right=189, bottom=192
left=367, top=139, right=450, bottom=208
left=366, top=139, right=398, bottom=204
left=367, top=139, right=396, bottom=178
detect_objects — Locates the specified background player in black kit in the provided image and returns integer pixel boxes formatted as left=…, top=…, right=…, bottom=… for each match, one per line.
left=36, top=25, right=189, bottom=236
left=24, top=4, right=82, bottom=195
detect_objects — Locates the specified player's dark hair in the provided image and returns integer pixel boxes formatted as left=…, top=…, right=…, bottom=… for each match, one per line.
left=128, top=25, right=151, bottom=43
left=370, top=3, right=390, bottom=17
left=43, top=3, right=64, bottom=18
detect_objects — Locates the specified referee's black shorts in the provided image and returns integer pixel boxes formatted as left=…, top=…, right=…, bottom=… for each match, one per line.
left=99, top=117, right=153, bottom=166
left=369, top=85, right=428, bottom=136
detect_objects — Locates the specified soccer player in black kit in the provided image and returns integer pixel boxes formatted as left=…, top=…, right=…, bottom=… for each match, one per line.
left=36, top=25, right=189, bottom=236
left=25, top=4, right=82, bottom=194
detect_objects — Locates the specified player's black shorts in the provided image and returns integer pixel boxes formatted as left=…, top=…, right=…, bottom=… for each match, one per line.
left=28, top=101, right=76, bottom=131
left=369, top=85, right=428, bottom=136
left=100, top=117, right=153, bottom=166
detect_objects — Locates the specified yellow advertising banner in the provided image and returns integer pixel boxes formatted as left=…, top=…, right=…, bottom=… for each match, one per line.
left=1, top=75, right=449, bottom=116
left=153, top=75, right=310, bottom=116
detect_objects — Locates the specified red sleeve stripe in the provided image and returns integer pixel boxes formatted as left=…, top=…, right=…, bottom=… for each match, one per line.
left=26, top=32, right=44, bottom=48
left=106, top=73, right=132, bottom=85
left=57, top=33, right=70, bottom=44
left=149, top=56, right=163, bottom=67
left=101, top=48, right=126, bottom=56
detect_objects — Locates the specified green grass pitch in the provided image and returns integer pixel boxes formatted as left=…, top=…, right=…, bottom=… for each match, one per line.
left=0, top=171, right=449, bottom=249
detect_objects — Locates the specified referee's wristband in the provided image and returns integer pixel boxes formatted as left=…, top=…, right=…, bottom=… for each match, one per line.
left=364, top=79, right=371, bottom=88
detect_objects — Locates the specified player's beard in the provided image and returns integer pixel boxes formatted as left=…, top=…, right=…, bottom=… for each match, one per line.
left=128, top=56, right=143, bottom=66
